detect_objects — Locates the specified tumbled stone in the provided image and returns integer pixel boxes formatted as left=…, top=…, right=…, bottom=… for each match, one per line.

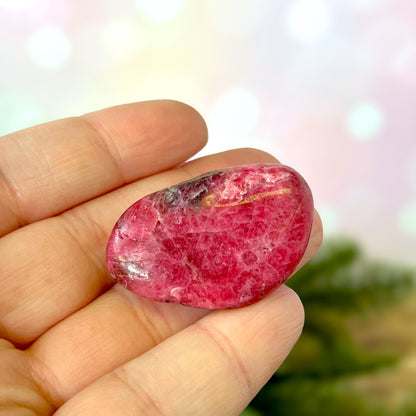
left=106, top=164, right=314, bottom=309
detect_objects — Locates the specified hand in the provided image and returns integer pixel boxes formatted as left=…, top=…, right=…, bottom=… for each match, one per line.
left=0, top=100, right=322, bottom=415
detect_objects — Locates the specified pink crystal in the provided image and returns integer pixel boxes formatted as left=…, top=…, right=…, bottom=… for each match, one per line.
left=106, top=164, right=314, bottom=309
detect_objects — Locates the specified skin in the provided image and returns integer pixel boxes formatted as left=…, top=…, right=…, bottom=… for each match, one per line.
left=0, top=100, right=323, bottom=416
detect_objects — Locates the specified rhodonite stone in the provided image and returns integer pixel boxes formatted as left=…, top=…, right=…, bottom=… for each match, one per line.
left=106, top=164, right=314, bottom=309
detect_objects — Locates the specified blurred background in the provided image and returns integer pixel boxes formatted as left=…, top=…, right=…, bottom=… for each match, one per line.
left=0, top=0, right=415, bottom=414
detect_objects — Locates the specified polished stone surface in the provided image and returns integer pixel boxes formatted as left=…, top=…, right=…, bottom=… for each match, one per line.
left=106, top=164, right=314, bottom=309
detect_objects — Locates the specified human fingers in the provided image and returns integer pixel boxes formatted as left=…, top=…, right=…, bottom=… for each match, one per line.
left=0, top=100, right=207, bottom=237
left=26, top=173, right=322, bottom=406
left=54, top=286, right=304, bottom=416
left=0, top=149, right=280, bottom=345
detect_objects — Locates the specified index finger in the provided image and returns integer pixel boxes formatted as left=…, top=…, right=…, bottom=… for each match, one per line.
left=0, top=100, right=207, bottom=237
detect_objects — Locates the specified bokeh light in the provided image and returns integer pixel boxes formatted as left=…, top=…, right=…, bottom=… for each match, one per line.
left=26, top=26, right=71, bottom=70
left=209, top=88, right=261, bottom=139
left=347, top=103, right=384, bottom=141
left=136, top=0, right=182, bottom=22
left=286, top=0, right=331, bottom=43
left=316, top=205, right=339, bottom=235
left=398, top=202, right=416, bottom=236
left=0, top=0, right=415, bottom=262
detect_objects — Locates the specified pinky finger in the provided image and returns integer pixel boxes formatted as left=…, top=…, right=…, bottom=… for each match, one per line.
left=55, top=285, right=304, bottom=416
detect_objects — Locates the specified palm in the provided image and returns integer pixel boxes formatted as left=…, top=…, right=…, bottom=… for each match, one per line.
left=0, top=101, right=321, bottom=416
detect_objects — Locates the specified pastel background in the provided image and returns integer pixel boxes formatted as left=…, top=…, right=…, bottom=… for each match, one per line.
left=1, top=0, right=415, bottom=263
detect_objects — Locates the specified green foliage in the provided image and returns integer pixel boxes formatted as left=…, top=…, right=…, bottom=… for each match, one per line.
left=403, top=398, right=416, bottom=416
left=288, top=238, right=415, bottom=314
left=239, top=408, right=263, bottom=416
left=244, top=237, right=416, bottom=416
left=251, top=379, right=388, bottom=416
